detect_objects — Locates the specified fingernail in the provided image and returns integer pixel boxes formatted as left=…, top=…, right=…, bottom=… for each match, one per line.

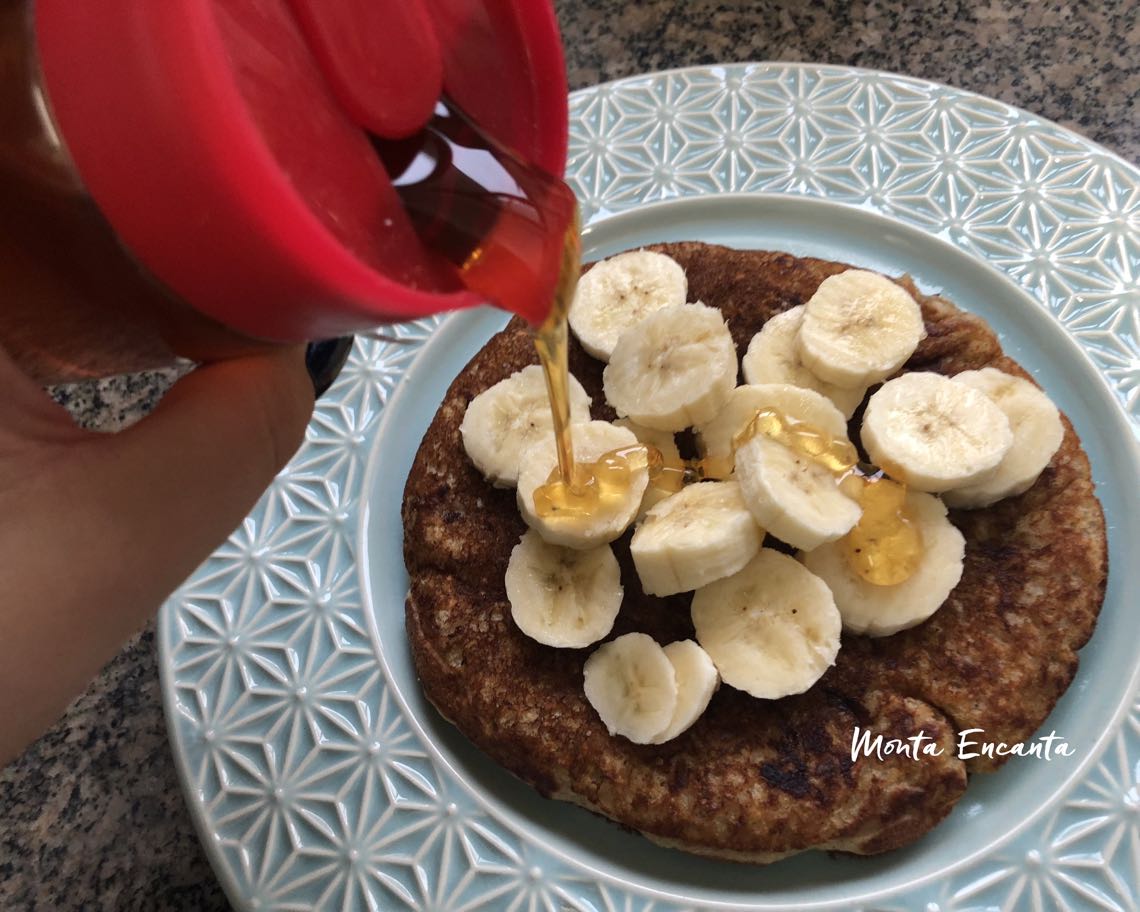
left=305, top=336, right=355, bottom=398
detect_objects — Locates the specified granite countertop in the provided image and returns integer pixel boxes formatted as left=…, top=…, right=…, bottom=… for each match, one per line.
left=2, top=2, right=1136, bottom=909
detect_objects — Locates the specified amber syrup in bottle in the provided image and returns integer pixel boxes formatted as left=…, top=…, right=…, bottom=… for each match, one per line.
left=371, top=99, right=578, bottom=325
left=372, top=98, right=583, bottom=490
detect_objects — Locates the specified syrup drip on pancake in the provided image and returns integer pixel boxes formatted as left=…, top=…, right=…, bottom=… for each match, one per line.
left=532, top=214, right=662, bottom=519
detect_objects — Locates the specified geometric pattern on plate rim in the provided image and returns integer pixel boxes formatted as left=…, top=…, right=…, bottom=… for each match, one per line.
left=160, top=63, right=1140, bottom=912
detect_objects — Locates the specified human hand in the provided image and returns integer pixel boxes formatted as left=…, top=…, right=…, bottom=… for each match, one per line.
left=0, top=344, right=315, bottom=766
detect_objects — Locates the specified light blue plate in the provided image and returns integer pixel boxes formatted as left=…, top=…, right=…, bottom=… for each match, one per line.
left=161, top=64, right=1140, bottom=911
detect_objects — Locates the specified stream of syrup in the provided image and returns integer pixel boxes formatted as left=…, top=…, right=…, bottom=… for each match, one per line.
left=533, top=217, right=583, bottom=489
left=531, top=222, right=663, bottom=518
left=372, top=96, right=588, bottom=496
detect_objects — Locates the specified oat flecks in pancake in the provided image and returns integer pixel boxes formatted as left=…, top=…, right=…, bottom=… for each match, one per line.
left=401, top=242, right=1107, bottom=861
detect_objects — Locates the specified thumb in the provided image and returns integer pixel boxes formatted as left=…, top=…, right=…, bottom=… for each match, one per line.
left=80, top=345, right=316, bottom=598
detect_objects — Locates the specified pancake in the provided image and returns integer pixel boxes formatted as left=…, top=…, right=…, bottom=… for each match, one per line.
left=401, top=242, right=1108, bottom=861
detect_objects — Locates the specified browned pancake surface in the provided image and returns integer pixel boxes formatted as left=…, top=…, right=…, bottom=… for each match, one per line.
left=402, top=243, right=1107, bottom=860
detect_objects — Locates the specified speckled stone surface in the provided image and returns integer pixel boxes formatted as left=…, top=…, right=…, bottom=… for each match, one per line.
left=559, top=0, right=1139, bottom=163
left=1, top=4, right=1136, bottom=910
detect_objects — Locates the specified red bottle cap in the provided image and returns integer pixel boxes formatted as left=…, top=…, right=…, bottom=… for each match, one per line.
left=34, top=0, right=569, bottom=341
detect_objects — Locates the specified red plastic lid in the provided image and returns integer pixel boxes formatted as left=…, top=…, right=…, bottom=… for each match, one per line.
left=34, top=0, right=569, bottom=341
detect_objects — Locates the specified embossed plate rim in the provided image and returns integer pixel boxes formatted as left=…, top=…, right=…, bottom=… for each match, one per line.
left=161, top=63, right=1140, bottom=912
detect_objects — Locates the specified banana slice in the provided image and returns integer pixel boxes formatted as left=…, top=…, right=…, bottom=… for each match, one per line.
left=614, top=417, right=680, bottom=518
left=603, top=303, right=738, bottom=432
left=460, top=364, right=592, bottom=487
left=800, top=490, right=965, bottom=636
left=861, top=371, right=1013, bottom=493
left=630, top=480, right=762, bottom=596
left=505, top=530, right=623, bottom=648
left=569, top=250, right=688, bottom=362
left=652, top=640, right=720, bottom=743
left=734, top=432, right=861, bottom=551
left=516, top=420, right=648, bottom=549
left=797, top=270, right=925, bottom=388
left=695, top=382, right=848, bottom=466
left=583, top=633, right=678, bottom=744
left=741, top=306, right=868, bottom=418
left=691, top=549, right=841, bottom=700
left=942, top=368, right=1064, bottom=509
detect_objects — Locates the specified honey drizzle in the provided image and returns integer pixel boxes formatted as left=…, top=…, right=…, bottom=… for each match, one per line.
left=532, top=440, right=738, bottom=518
left=839, top=470, right=923, bottom=586
left=533, top=213, right=583, bottom=490
left=532, top=212, right=707, bottom=519
left=533, top=443, right=647, bottom=517
left=730, top=406, right=924, bottom=586
left=731, top=407, right=858, bottom=473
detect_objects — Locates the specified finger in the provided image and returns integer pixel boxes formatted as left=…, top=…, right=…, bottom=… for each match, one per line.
left=0, top=343, right=87, bottom=451
left=76, top=345, right=316, bottom=598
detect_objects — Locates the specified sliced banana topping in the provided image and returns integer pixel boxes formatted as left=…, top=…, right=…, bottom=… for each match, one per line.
left=653, top=640, right=719, bottom=743
left=861, top=371, right=1013, bottom=493
left=742, top=306, right=868, bottom=418
left=630, top=480, right=762, bottom=597
left=603, top=302, right=738, bottom=432
left=505, top=530, right=623, bottom=648
left=481, top=250, right=1068, bottom=748
left=797, top=270, right=925, bottom=389
left=583, top=633, right=678, bottom=744
left=691, top=549, right=841, bottom=700
left=517, top=420, right=648, bottom=550
left=460, top=364, right=591, bottom=487
left=942, top=368, right=1064, bottom=509
left=569, top=250, right=688, bottom=362
left=696, top=383, right=849, bottom=466
left=734, top=432, right=861, bottom=552
left=800, top=490, right=965, bottom=636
